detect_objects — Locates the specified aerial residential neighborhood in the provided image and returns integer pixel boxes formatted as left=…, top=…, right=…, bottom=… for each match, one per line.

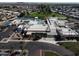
left=0, top=2, right=79, bottom=56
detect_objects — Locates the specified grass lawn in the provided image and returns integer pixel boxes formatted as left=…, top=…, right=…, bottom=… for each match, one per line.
left=51, top=12, right=67, bottom=20
left=29, top=12, right=46, bottom=19
left=27, top=12, right=67, bottom=20
left=44, top=51, right=60, bottom=56
left=58, top=42, right=79, bottom=56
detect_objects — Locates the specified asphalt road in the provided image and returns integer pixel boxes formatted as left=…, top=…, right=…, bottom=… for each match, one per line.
left=0, top=42, right=75, bottom=56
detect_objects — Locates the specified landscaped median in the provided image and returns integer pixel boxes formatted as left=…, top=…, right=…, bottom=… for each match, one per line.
left=58, top=42, right=79, bottom=56
left=43, top=50, right=60, bottom=56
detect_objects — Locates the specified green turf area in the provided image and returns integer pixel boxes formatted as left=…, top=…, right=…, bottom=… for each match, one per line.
left=29, top=12, right=67, bottom=20
left=29, top=12, right=46, bottom=19
left=51, top=12, right=67, bottom=20
left=19, top=10, right=67, bottom=20
left=58, top=42, right=79, bottom=56
left=44, top=51, right=60, bottom=56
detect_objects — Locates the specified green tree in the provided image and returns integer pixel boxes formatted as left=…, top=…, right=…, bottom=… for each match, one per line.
left=19, top=11, right=25, bottom=17
left=38, top=4, right=52, bottom=15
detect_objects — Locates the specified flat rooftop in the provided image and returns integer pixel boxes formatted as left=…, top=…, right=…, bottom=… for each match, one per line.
left=59, top=27, right=79, bottom=36
left=27, top=24, right=48, bottom=32
left=17, top=17, right=48, bottom=32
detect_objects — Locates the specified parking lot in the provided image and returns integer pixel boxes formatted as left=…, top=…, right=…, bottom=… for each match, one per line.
left=0, top=26, right=17, bottom=41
